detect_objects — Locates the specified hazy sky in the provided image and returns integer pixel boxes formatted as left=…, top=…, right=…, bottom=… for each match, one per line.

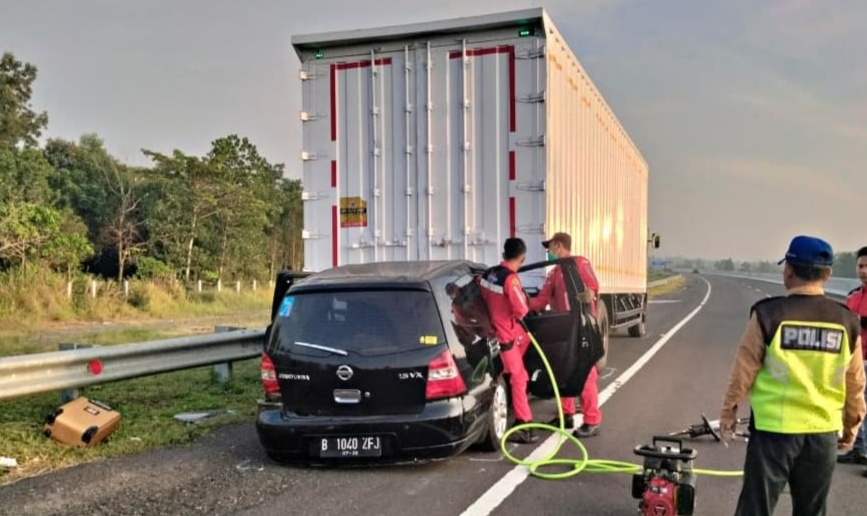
left=1, top=0, right=864, bottom=262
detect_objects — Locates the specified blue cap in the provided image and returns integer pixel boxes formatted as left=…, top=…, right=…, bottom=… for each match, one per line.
left=777, top=235, right=834, bottom=267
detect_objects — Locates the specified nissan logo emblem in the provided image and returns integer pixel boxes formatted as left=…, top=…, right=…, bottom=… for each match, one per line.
left=336, top=365, right=353, bottom=381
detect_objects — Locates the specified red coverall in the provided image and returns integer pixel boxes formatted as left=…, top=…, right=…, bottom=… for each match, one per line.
left=479, top=262, right=533, bottom=423
left=846, top=286, right=867, bottom=360
left=529, top=256, right=602, bottom=426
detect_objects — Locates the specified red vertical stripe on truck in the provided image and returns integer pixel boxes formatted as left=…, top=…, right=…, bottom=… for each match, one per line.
left=508, top=46, right=516, bottom=133
left=330, top=160, right=337, bottom=188
left=331, top=206, right=338, bottom=267
left=330, top=64, right=337, bottom=141
left=508, top=151, right=516, bottom=181
left=509, top=197, right=516, bottom=238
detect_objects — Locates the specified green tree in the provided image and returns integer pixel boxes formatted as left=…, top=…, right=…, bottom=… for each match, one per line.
left=714, top=258, right=735, bottom=271
left=206, top=135, right=280, bottom=283
left=41, top=214, right=94, bottom=278
left=141, top=149, right=222, bottom=282
left=834, top=252, right=856, bottom=279
left=0, top=52, right=49, bottom=149
left=46, top=134, right=147, bottom=280
left=266, top=178, right=303, bottom=274
left=756, top=261, right=776, bottom=273
left=0, top=146, right=54, bottom=204
left=0, top=202, right=60, bottom=265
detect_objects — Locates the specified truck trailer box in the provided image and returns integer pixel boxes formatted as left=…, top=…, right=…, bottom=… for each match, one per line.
left=292, top=8, right=652, bottom=335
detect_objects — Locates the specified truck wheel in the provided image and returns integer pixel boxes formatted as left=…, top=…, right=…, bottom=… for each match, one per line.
left=628, top=315, right=646, bottom=338
left=595, top=303, right=610, bottom=370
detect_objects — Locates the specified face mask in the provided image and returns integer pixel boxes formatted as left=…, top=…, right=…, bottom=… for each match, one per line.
left=547, top=251, right=557, bottom=261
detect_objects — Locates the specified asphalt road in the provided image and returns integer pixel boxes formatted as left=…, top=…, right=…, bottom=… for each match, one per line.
left=2, top=275, right=865, bottom=516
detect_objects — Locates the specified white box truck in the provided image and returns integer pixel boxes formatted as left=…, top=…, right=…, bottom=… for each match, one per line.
left=291, top=8, right=658, bottom=338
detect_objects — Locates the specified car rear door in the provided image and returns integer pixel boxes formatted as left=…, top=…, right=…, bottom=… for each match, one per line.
left=518, top=258, right=604, bottom=398
left=267, top=288, right=448, bottom=417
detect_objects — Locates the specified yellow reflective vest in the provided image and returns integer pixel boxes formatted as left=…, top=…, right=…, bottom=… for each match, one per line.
left=749, top=294, right=861, bottom=434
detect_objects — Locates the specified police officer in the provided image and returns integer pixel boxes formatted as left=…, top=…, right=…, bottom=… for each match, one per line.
left=479, top=237, right=539, bottom=444
left=720, top=235, right=866, bottom=516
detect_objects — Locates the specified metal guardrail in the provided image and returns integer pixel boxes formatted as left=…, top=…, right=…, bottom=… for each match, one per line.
left=0, top=328, right=266, bottom=402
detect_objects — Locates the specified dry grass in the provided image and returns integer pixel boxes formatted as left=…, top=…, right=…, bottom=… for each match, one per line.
left=648, top=275, right=686, bottom=299
left=0, top=270, right=273, bottom=356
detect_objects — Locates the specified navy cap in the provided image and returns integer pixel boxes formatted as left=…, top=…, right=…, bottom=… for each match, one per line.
left=777, top=235, right=834, bottom=267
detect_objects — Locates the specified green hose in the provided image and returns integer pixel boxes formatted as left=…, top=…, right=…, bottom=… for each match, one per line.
left=500, top=331, right=744, bottom=479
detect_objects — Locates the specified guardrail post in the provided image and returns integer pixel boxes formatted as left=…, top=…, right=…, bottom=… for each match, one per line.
left=58, top=343, right=94, bottom=403
left=212, top=326, right=242, bottom=384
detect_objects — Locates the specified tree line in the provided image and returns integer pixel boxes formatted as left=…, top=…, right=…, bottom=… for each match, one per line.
left=669, top=256, right=861, bottom=278
left=0, top=52, right=303, bottom=285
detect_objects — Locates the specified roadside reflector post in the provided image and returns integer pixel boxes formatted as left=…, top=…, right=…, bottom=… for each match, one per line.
left=213, top=326, right=243, bottom=384
left=58, top=343, right=97, bottom=403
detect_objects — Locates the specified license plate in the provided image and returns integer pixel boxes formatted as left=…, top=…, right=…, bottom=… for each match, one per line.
left=318, top=436, right=383, bottom=458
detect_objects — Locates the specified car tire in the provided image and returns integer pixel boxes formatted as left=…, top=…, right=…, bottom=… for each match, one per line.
left=477, top=376, right=511, bottom=452
left=595, top=303, right=610, bottom=370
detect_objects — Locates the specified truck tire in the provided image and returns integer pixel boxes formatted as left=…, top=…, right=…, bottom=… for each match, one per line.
left=596, top=303, right=610, bottom=370
left=628, top=314, right=646, bottom=338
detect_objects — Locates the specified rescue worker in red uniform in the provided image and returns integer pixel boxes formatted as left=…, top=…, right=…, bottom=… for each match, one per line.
left=479, top=238, right=539, bottom=444
left=528, top=232, right=603, bottom=437
left=838, top=246, right=867, bottom=470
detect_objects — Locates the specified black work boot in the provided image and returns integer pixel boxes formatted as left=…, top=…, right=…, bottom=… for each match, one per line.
left=837, top=450, right=867, bottom=465
left=573, top=423, right=600, bottom=438
left=507, top=421, right=540, bottom=444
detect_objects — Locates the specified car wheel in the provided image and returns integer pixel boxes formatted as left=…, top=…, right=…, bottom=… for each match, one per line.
left=478, top=376, right=511, bottom=451
left=595, top=303, right=610, bottom=370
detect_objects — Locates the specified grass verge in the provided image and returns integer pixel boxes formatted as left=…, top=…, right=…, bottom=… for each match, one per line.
left=0, top=360, right=261, bottom=486
left=648, top=269, right=676, bottom=282
left=0, top=310, right=271, bottom=357
left=648, top=275, right=686, bottom=299
left=0, top=269, right=273, bottom=332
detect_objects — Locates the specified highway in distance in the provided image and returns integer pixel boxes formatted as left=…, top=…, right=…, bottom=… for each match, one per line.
left=2, top=274, right=866, bottom=516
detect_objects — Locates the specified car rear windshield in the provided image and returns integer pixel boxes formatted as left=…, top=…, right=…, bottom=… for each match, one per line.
left=269, top=289, right=446, bottom=357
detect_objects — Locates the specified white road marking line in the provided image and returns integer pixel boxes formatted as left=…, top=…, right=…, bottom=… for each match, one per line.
left=598, top=367, right=617, bottom=380
left=459, top=277, right=713, bottom=516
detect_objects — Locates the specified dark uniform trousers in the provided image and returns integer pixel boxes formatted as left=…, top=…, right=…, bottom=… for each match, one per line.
left=735, top=429, right=838, bottom=516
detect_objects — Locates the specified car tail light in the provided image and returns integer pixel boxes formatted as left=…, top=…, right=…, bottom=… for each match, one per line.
left=261, top=353, right=280, bottom=396
left=425, top=349, right=467, bottom=401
